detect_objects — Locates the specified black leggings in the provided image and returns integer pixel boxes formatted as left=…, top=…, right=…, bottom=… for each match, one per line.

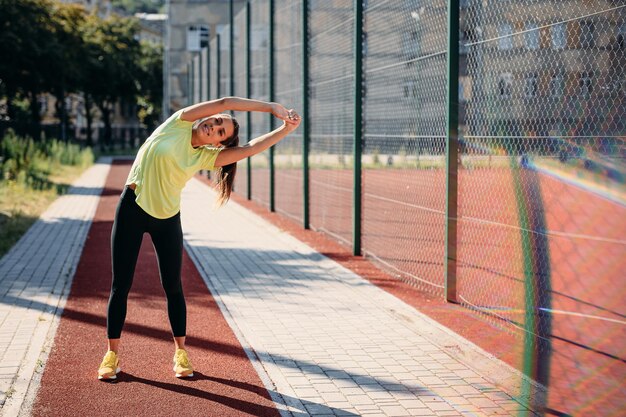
left=107, top=186, right=186, bottom=339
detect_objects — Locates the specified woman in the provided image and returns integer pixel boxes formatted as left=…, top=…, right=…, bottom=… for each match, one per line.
left=98, top=97, right=300, bottom=380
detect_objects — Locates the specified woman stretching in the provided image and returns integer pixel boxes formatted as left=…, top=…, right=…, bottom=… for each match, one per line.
left=98, top=97, right=300, bottom=380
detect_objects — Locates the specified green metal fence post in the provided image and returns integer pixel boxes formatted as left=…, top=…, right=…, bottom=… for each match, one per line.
left=269, top=0, right=276, bottom=212
left=445, top=0, right=460, bottom=303
left=216, top=34, right=221, bottom=99
left=353, top=0, right=363, bottom=256
left=230, top=0, right=235, bottom=100
left=302, top=0, right=310, bottom=229
left=246, top=0, right=252, bottom=200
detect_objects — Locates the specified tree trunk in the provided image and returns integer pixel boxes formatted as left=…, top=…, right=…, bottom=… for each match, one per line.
left=97, top=101, right=113, bottom=151
left=5, top=88, right=16, bottom=122
left=104, top=107, right=112, bottom=149
left=85, top=93, right=93, bottom=147
left=28, top=90, right=41, bottom=141
left=54, top=87, right=67, bottom=142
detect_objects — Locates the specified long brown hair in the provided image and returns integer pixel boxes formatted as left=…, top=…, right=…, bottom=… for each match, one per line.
left=214, top=116, right=239, bottom=206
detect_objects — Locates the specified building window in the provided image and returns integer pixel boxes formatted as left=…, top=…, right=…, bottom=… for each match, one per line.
left=524, top=22, right=540, bottom=50
left=498, top=22, right=513, bottom=50
left=551, top=23, right=566, bottom=49
left=459, top=77, right=471, bottom=103
left=618, top=22, right=626, bottom=48
left=402, top=81, right=418, bottom=99
left=187, top=25, right=209, bottom=52
left=401, top=30, right=420, bottom=60
left=498, top=73, right=513, bottom=98
left=549, top=72, right=564, bottom=98
left=525, top=72, right=538, bottom=98
left=579, top=71, right=592, bottom=98
left=580, top=21, right=595, bottom=48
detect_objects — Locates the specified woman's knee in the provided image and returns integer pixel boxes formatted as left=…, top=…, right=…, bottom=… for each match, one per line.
left=162, top=281, right=184, bottom=298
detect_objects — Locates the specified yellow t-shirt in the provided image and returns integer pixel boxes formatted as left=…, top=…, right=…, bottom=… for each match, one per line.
left=126, top=109, right=221, bottom=219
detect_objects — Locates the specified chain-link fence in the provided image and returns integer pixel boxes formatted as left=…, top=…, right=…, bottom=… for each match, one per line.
left=233, top=9, right=249, bottom=195
left=461, top=0, right=626, bottom=412
left=274, top=0, right=304, bottom=223
left=249, top=0, right=271, bottom=208
left=209, top=36, right=219, bottom=99
left=189, top=1, right=626, bottom=415
left=363, top=1, right=449, bottom=293
left=200, top=47, right=209, bottom=102
left=308, top=0, right=355, bottom=245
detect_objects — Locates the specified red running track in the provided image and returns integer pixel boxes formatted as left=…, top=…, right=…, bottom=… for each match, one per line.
left=32, top=161, right=280, bottom=417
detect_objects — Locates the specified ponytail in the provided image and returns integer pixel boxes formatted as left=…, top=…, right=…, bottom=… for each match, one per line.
left=214, top=117, right=240, bottom=206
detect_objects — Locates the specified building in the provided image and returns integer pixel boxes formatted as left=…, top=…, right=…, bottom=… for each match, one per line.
left=135, top=12, right=167, bottom=45
left=463, top=0, right=626, bottom=142
left=163, top=0, right=245, bottom=117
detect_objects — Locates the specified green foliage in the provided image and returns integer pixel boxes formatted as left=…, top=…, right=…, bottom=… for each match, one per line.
left=81, top=13, right=144, bottom=146
left=0, top=131, right=94, bottom=188
left=0, top=0, right=57, bottom=127
left=137, top=41, right=163, bottom=130
left=0, top=0, right=163, bottom=142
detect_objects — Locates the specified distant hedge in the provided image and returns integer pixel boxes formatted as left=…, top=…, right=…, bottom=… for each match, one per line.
left=0, top=131, right=94, bottom=189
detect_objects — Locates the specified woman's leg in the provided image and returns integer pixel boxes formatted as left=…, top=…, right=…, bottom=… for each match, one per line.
left=149, top=213, right=194, bottom=378
left=107, top=188, right=146, bottom=346
left=148, top=213, right=186, bottom=342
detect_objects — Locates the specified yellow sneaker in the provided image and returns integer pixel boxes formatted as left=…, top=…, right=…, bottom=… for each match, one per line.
left=98, top=350, right=120, bottom=380
left=173, top=348, right=193, bottom=378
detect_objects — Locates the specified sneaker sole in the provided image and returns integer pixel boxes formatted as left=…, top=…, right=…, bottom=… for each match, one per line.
left=98, top=367, right=121, bottom=380
left=173, top=367, right=194, bottom=378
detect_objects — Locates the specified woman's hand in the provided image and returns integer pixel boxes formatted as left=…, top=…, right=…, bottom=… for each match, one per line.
left=271, top=103, right=299, bottom=125
left=282, top=109, right=301, bottom=132
left=215, top=109, right=301, bottom=167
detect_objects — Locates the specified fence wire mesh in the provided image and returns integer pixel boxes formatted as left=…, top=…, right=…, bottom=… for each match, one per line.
left=233, top=9, right=248, bottom=195
left=461, top=0, right=626, bottom=413
left=209, top=36, right=219, bottom=99
left=219, top=24, right=231, bottom=101
left=250, top=0, right=270, bottom=208
left=192, top=53, right=200, bottom=104
left=194, top=1, right=626, bottom=414
left=200, top=47, right=209, bottom=102
left=274, top=0, right=304, bottom=223
left=308, top=0, right=354, bottom=245
left=363, top=0, right=448, bottom=293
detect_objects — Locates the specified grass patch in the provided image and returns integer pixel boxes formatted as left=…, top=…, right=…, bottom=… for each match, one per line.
left=0, top=163, right=91, bottom=259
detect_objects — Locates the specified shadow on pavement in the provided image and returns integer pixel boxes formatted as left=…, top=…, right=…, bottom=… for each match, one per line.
left=114, top=371, right=358, bottom=416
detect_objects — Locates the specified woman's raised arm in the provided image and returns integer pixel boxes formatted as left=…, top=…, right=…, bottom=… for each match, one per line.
left=214, top=112, right=301, bottom=167
left=181, top=96, right=294, bottom=124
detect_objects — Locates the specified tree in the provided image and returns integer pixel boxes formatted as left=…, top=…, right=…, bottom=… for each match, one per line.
left=48, top=3, right=89, bottom=141
left=0, top=1, right=164, bottom=146
left=82, top=14, right=142, bottom=149
left=137, top=40, right=163, bottom=132
left=0, top=0, right=56, bottom=139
